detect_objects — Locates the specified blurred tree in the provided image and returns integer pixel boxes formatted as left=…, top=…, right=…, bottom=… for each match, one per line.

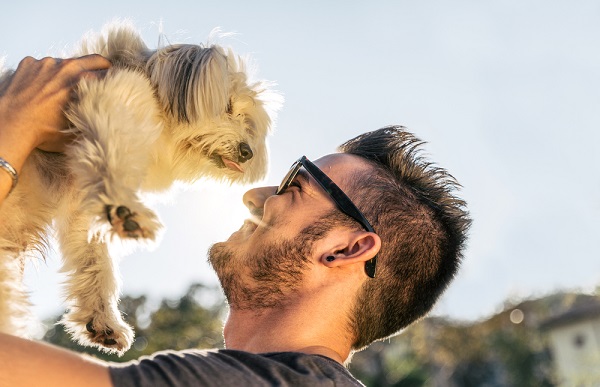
left=43, top=285, right=594, bottom=385
left=43, top=283, right=226, bottom=363
left=137, top=283, right=226, bottom=355
left=348, top=293, right=574, bottom=386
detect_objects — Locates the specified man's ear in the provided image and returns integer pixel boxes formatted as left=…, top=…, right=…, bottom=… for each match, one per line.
left=321, top=231, right=381, bottom=268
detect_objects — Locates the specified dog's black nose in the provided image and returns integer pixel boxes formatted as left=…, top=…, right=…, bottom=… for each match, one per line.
left=238, top=142, right=253, bottom=163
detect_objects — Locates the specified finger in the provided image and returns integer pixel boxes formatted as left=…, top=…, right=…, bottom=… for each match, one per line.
left=15, top=56, right=37, bottom=70
left=74, top=54, right=112, bottom=71
left=67, top=68, right=110, bottom=92
left=49, top=57, right=106, bottom=89
left=83, top=68, right=109, bottom=79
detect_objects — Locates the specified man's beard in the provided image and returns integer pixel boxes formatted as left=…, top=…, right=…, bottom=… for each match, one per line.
left=208, top=218, right=334, bottom=310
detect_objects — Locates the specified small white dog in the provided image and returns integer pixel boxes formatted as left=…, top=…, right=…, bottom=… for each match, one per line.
left=0, top=21, right=280, bottom=355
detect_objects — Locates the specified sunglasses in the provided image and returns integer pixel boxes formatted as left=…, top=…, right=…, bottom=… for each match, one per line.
left=276, top=156, right=377, bottom=278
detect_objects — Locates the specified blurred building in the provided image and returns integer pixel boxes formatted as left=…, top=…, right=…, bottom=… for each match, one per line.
left=541, top=302, right=600, bottom=386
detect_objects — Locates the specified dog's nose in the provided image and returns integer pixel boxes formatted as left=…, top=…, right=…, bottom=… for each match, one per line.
left=238, top=142, right=254, bottom=163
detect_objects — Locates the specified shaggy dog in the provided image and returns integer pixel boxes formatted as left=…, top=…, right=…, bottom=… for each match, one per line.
left=0, top=21, right=280, bottom=355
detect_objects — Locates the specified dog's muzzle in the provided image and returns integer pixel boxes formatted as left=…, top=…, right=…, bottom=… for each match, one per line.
left=219, top=142, right=254, bottom=173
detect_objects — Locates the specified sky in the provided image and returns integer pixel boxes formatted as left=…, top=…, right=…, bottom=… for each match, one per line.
left=1, top=1, right=599, bottom=328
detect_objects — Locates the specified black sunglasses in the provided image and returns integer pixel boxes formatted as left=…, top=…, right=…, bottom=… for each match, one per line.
left=276, top=156, right=377, bottom=278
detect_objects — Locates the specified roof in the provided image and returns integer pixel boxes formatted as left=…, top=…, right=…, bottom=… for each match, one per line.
left=540, top=302, right=600, bottom=331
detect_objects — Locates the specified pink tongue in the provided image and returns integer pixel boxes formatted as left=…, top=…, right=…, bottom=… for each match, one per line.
left=222, top=157, right=244, bottom=173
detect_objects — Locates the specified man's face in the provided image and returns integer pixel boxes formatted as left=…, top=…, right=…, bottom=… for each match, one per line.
left=207, top=153, right=372, bottom=310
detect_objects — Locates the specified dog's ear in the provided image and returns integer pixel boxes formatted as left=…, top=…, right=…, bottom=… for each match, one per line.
left=146, top=44, right=230, bottom=123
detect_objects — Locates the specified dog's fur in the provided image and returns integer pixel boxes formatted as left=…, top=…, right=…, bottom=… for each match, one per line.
left=0, top=22, right=280, bottom=355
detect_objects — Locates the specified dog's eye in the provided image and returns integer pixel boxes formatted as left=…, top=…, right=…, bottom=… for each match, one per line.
left=226, top=100, right=233, bottom=115
left=245, top=120, right=256, bottom=136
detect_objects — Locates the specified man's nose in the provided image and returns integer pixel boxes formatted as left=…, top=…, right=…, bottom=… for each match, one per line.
left=243, top=186, right=277, bottom=216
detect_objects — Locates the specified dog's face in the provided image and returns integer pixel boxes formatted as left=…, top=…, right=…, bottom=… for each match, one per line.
left=146, top=44, right=280, bottom=184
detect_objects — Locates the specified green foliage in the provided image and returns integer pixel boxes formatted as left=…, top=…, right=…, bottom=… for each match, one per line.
left=43, top=283, right=226, bottom=362
left=348, top=292, right=600, bottom=386
left=43, top=285, right=596, bottom=385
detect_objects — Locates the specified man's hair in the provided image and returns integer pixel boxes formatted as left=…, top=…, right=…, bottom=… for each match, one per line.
left=338, top=126, right=472, bottom=350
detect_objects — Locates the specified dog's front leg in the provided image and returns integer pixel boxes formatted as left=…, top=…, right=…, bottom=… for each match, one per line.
left=56, top=209, right=133, bottom=355
left=0, top=252, right=30, bottom=337
left=65, top=69, right=164, bottom=241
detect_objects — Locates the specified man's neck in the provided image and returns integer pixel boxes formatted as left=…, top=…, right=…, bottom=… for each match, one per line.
left=222, top=302, right=350, bottom=364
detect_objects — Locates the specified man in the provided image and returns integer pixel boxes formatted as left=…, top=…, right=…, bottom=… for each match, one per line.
left=0, top=57, right=471, bottom=386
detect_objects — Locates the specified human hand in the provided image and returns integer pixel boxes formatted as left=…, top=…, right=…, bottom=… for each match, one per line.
left=0, top=55, right=111, bottom=152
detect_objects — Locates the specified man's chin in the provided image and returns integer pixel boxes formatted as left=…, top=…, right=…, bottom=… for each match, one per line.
left=207, top=242, right=232, bottom=272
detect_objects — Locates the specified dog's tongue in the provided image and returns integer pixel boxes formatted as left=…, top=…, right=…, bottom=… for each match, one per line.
left=222, top=157, right=244, bottom=173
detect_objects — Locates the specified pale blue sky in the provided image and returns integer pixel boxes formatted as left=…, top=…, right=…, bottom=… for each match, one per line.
left=2, top=1, right=599, bottom=327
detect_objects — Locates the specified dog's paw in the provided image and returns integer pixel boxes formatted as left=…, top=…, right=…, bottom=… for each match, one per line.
left=84, top=318, right=133, bottom=353
left=62, top=311, right=134, bottom=356
left=105, top=204, right=158, bottom=240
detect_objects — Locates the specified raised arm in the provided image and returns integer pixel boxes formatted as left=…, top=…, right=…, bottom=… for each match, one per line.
left=0, top=54, right=111, bottom=204
left=0, top=54, right=113, bottom=385
left=0, top=332, right=112, bottom=387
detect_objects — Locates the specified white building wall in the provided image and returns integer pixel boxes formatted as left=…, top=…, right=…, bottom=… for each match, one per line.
left=548, top=318, right=600, bottom=386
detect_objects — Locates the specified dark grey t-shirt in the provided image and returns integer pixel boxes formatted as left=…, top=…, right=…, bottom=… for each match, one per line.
left=109, top=349, right=363, bottom=386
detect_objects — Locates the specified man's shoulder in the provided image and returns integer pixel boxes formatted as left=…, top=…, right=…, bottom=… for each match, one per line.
left=109, top=349, right=363, bottom=387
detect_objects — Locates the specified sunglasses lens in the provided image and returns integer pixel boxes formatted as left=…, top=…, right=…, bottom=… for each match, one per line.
left=277, top=161, right=301, bottom=194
